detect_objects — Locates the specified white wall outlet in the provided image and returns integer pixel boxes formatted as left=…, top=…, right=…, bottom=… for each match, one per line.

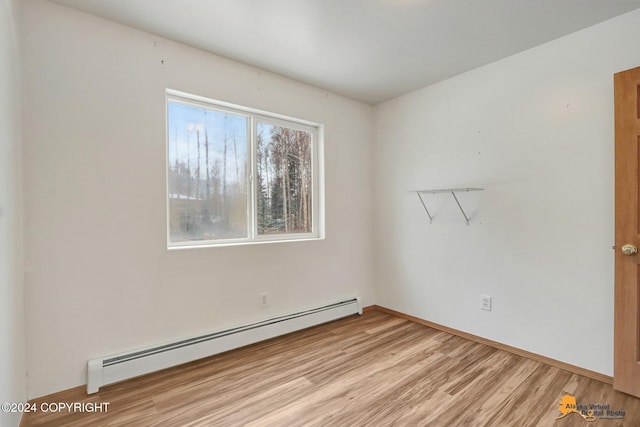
left=481, top=295, right=492, bottom=311
left=259, top=292, right=269, bottom=308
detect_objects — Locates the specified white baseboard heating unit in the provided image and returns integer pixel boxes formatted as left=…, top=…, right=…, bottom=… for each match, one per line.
left=87, top=297, right=361, bottom=394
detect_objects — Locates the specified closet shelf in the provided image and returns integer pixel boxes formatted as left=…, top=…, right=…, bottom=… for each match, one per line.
left=415, top=188, right=483, bottom=225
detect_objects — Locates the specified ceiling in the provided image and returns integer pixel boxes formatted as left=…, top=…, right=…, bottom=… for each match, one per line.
left=49, top=0, right=640, bottom=105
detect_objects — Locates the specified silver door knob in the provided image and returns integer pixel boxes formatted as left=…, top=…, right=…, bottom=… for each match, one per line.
left=621, top=244, right=638, bottom=256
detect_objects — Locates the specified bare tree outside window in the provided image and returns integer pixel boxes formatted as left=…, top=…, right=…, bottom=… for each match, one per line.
left=256, top=123, right=312, bottom=235
left=167, top=101, right=248, bottom=243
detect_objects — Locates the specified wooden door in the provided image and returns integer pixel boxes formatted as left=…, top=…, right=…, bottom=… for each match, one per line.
left=614, top=66, right=640, bottom=398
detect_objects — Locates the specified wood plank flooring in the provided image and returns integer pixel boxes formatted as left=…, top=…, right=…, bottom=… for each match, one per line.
left=22, top=310, right=640, bottom=426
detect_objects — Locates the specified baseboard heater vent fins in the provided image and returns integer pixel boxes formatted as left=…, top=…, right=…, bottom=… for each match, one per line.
left=87, top=297, right=361, bottom=394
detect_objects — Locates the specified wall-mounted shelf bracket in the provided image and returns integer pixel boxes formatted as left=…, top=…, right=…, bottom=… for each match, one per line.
left=416, top=188, right=483, bottom=225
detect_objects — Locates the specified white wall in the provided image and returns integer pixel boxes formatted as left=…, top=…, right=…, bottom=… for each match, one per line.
left=0, top=0, right=26, bottom=425
left=374, top=9, right=640, bottom=376
left=21, top=0, right=374, bottom=398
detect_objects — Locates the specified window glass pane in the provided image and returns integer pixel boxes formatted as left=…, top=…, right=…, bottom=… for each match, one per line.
left=256, top=122, right=313, bottom=235
left=168, top=101, right=248, bottom=242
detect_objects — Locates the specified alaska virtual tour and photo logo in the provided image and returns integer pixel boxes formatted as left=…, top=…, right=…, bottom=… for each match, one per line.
left=556, top=394, right=625, bottom=422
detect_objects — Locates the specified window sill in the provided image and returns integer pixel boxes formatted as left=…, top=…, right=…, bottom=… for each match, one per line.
left=167, top=235, right=325, bottom=250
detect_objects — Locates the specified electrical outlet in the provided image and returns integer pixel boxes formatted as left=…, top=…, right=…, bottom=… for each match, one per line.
left=259, top=292, right=269, bottom=308
left=481, top=295, right=492, bottom=311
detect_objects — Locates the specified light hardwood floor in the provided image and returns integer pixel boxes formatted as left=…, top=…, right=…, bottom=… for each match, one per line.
left=23, top=310, right=640, bottom=426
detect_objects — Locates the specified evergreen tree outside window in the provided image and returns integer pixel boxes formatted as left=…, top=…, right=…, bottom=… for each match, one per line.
left=166, top=90, right=323, bottom=248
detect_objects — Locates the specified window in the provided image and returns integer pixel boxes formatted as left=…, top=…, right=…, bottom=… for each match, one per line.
left=166, top=90, right=323, bottom=248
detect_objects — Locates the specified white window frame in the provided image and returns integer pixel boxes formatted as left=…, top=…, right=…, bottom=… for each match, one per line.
left=166, top=89, right=325, bottom=249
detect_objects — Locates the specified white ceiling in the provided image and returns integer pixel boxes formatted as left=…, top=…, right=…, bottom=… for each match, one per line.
left=49, top=0, right=640, bottom=105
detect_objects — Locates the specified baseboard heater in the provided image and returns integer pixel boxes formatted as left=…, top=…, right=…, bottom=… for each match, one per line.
left=87, top=297, right=361, bottom=394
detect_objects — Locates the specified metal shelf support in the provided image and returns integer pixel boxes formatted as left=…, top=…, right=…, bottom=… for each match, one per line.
left=415, top=188, right=483, bottom=225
